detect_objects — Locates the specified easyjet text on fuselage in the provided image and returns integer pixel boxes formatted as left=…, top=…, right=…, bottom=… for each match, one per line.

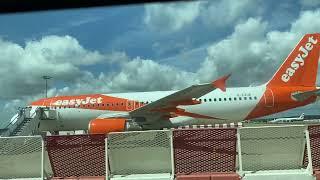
left=52, top=97, right=103, bottom=106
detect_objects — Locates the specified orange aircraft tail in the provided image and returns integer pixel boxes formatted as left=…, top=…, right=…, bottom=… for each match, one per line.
left=267, top=33, right=320, bottom=87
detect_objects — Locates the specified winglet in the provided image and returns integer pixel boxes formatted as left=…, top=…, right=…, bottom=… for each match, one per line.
left=212, top=73, right=231, bottom=92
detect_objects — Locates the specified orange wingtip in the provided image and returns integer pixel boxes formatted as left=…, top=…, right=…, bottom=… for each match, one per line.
left=212, top=73, right=231, bottom=92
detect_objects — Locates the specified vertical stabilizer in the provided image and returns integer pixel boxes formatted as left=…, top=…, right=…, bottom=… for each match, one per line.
left=267, top=33, right=320, bottom=87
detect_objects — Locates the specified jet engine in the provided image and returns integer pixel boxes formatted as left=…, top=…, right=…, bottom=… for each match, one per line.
left=88, top=118, right=141, bottom=134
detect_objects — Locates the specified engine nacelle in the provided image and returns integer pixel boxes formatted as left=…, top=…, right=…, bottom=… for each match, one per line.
left=88, top=118, right=126, bottom=134
left=88, top=118, right=142, bottom=134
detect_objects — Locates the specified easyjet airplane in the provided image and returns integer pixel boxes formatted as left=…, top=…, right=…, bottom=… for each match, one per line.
left=21, top=33, right=320, bottom=134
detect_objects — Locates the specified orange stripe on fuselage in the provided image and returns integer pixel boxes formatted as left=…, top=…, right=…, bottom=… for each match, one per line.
left=30, top=94, right=144, bottom=111
left=30, top=93, right=222, bottom=120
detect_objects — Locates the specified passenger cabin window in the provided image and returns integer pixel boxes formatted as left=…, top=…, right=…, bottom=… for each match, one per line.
left=254, top=96, right=257, bottom=100
left=244, top=97, right=247, bottom=100
left=239, top=97, right=242, bottom=100
left=229, top=98, right=232, bottom=101
left=204, top=99, right=207, bottom=102
left=249, top=97, right=252, bottom=100
left=214, top=98, right=217, bottom=101
left=224, top=98, right=227, bottom=101
left=209, top=98, right=212, bottom=102
left=234, top=97, right=237, bottom=100
left=219, top=98, right=222, bottom=101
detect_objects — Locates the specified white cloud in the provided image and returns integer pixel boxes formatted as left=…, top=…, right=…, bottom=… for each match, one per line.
left=199, top=8, right=320, bottom=86
left=0, top=35, right=108, bottom=99
left=198, top=18, right=269, bottom=85
left=291, top=9, right=320, bottom=35
left=0, top=32, right=198, bottom=106
left=200, top=0, right=262, bottom=28
left=14, top=55, right=197, bottom=98
left=110, top=57, right=198, bottom=92
left=143, top=0, right=262, bottom=33
left=24, top=35, right=105, bottom=65
left=144, top=0, right=264, bottom=32
left=144, top=1, right=201, bottom=32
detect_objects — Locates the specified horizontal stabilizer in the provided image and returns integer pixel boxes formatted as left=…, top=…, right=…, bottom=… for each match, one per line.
left=291, top=89, right=320, bottom=101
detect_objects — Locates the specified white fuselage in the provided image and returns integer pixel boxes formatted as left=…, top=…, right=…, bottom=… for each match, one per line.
left=37, top=85, right=266, bottom=131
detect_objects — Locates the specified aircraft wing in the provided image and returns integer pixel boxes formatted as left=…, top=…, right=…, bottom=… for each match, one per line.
left=129, top=74, right=231, bottom=127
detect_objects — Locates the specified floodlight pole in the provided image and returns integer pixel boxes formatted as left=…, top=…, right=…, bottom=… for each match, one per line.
left=42, top=76, right=52, bottom=98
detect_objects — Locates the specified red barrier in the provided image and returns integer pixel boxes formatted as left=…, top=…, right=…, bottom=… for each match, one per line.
left=51, top=177, right=105, bottom=180
left=176, top=173, right=211, bottom=180
left=173, top=128, right=237, bottom=174
left=176, top=173, right=240, bottom=180
left=303, top=125, right=320, bottom=170
left=45, top=134, right=106, bottom=177
left=315, top=170, right=320, bottom=180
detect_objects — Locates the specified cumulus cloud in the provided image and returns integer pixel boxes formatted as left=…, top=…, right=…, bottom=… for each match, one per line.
left=291, top=9, right=320, bottom=35
left=0, top=32, right=198, bottom=107
left=199, top=8, right=320, bottom=86
left=0, top=35, right=107, bottom=99
left=109, top=57, right=198, bottom=92
left=144, top=1, right=201, bottom=32
left=48, top=57, right=199, bottom=96
left=201, top=0, right=262, bottom=28
left=198, top=18, right=270, bottom=85
left=144, top=0, right=263, bottom=33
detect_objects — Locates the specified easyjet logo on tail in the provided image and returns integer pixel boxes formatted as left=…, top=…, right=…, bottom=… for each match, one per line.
left=281, top=36, right=318, bottom=83
left=52, top=97, right=103, bottom=106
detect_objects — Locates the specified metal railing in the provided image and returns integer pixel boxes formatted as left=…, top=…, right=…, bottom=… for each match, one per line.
left=0, top=107, right=41, bottom=137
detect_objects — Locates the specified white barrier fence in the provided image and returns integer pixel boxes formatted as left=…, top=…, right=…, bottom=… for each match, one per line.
left=239, top=125, right=309, bottom=171
left=107, top=130, right=174, bottom=180
left=0, top=136, right=44, bottom=179
left=0, top=125, right=319, bottom=180
left=238, top=125, right=314, bottom=180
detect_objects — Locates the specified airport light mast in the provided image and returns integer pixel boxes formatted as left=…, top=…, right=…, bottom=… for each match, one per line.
left=42, top=75, right=52, bottom=98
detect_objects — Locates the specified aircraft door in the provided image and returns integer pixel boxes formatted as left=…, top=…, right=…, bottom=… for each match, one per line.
left=264, top=88, right=274, bottom=107
left=126, top=100, right=135, bottom=111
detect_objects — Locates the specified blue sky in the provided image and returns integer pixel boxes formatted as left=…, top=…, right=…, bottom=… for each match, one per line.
left=0, top=0, right=320, bottom=126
